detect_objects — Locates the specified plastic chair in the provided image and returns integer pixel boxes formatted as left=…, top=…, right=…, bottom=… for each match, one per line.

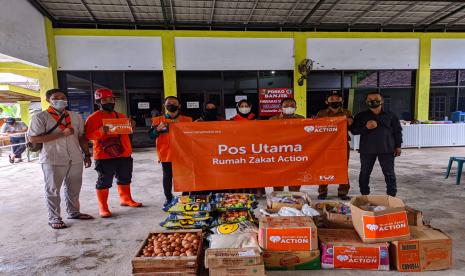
left=445, top=157, right=465, bottom=185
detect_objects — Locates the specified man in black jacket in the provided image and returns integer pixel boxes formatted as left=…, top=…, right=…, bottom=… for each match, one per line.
left=350, top=91, right=403, bottom=197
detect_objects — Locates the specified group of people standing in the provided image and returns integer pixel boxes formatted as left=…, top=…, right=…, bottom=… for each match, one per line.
left=28, top=88, right=141, bottom=229
left=153, top=90, right=403, bottom=208
left=27, top=87, right=402, bottom=230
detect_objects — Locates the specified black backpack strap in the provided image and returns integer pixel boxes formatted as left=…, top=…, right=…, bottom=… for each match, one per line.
left=44, top=112, right=66, bottom=135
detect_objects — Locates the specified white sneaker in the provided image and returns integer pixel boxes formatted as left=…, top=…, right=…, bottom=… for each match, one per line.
left=14, top=158, right=23, bottom=163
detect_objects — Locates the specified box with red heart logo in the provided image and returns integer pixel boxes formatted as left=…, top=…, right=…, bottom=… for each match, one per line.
left=350, top=195, right=411, bottom=243
left=258, top=216, right=318, bottom=251
left=319, top=229, right=390, bottom=270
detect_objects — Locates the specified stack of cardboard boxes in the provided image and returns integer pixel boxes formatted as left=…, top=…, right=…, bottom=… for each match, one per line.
left=258, top=216, right=320, bottom=270
left=257, top=194, right=452, bottom=273
left=318, top=195, right=453, bottom=272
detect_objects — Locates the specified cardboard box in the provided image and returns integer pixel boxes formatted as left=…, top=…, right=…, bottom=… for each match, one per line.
left=205, top=247, right=262, bottom=269
left=266, top=191, right=311, bottom=212
left=406, top=206, right=424, bottom=227
left=102, top=118, right=133, bottom=134
left=259, top=216, right=318, bottom=251
left=311, top=200, right=340, bottom=211
left=350, top=195, right=410, bottom=243
left=323, top=207, right=353, bottom=229
left=209, top=264, right=266, bottom=276
left=390, top=226, right=452, bottom=272
left=263, top=250, right=321, bottom=270
left=319, top=229, right=389, bottom=270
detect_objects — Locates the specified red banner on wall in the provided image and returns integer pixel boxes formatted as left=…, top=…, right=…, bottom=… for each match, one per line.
left=170, top=118, right=348, bottom=192
left=259, top=88, right=293, bottom=116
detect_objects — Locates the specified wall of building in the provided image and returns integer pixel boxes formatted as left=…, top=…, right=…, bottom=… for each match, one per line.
left=307, top=38, right=419, bottom=70
left=50, top=28, right=465, bottom=120
left=55, top=36, right=163, bottom=70
left=0, top=0, right=48, bottom=67
left=431, top=39, right=465, bottom=69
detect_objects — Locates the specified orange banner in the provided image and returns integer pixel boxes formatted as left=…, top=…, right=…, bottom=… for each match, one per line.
left=170, top=117, right=348, bottom=192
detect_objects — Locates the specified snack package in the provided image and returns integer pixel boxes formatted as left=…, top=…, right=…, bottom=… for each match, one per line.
left=277, top=207, right=304, bottom=216
left=160, top=218, right=211, bottom=229
left=302, top=204, right=321, bottom=217
left=208, top=232, right=260, bottom=249
left=213, top=193, right=257, bottom=211
left=165, top=212, right=210, bottom=221
left=175, top=195, right=211, bottom=204
left=267, top=192, right=310, bottom=211
left=359, top=204, right=388, bottom=212
left=162, top=201, right=211, bottom=213
left=326, top=203, right=351, bottom=215
left=212, top=210, right=255, bottom=226
left=211, top=221, right=258, bottom=235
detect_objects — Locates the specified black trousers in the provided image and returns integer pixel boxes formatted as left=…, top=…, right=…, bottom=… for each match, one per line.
left=95, top=157, right=133, bottom=189
left=161, top=162, right=173, bottom=202
left=359, top=153, right=397, bottom=197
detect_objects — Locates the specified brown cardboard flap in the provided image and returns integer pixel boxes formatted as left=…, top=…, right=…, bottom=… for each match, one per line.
left=406, top=206, right=424, bottom=226
left=319, top=229, right=388, bottom=247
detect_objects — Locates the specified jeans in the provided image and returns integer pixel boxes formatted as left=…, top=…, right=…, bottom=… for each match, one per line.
left=359, top=153, right=397, bottom=197
left=10, top=136, right=26, bottom=158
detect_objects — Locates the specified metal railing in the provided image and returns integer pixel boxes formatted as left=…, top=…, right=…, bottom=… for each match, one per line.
left=0, top=133, right=38, bottom=163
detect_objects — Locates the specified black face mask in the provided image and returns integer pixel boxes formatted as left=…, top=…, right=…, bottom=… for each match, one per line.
left=328, top=102, right=342, bottom=109
left=367, top=100, right=382, bottom=108
left=204, top=108, right=218, bottom=121
left=166, top=105, right=179, bottom=113
left=101, top=103, right=115, bottom=112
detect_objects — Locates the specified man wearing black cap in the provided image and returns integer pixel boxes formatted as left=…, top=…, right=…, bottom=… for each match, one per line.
left=316, top=91, right=353, bottom=200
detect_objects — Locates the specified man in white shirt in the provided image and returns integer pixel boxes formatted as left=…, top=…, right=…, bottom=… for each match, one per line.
left=28, top=89, right=94, bottom=229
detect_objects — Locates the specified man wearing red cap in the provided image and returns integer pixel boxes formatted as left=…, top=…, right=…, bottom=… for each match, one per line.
left=85, top=88, right=142, bottom=217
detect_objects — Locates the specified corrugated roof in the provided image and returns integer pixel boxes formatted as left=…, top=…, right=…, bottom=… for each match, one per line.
left=29, top=0, right=465, bottom=31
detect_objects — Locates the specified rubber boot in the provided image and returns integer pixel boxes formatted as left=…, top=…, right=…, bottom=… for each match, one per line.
left=96, top=189, right=112, bottom=218
left=117, top=184, right=142, bottom=207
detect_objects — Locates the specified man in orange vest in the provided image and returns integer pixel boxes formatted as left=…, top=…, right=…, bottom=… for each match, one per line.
left=85, top=88, right=142, bottom=218
left=151, top=96, right=192, bottom=207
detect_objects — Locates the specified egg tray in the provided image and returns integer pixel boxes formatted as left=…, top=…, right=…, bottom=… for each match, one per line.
left=132, top=229, right=204, bottom=275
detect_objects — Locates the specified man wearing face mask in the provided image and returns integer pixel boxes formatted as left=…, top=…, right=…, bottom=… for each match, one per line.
left=151, top=96, right=192, bottom=207
left=350, top=91, right=403, bottom=197
left=316, top=91, right=353, bottom=200
left=1, top=117, right=28, bottom=163
left=85, top=88, right=142, bottom=218
left=28, top=89, right=93, bottom=229
left=270, top=98, right=305, bottom=192
left=196, top=102, right=224, bottom=122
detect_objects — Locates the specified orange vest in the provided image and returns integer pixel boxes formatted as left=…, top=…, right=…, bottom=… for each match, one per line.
left=85, top=111, right=132, bottom=160
left=231, top=113, right=256, bottom=121
left=152, top=114, right=192, bottom=162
